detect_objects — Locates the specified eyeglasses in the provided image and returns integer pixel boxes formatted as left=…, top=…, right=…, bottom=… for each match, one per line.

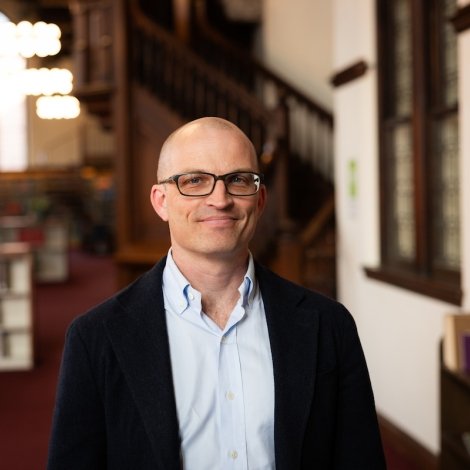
left=157, top=171, right=264, bottom=196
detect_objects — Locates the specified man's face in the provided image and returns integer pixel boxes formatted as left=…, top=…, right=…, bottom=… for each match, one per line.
left=150, top=125, right=266, bottom=262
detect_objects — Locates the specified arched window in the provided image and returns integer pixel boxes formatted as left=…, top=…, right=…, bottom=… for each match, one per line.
left=0, top=11, right=28, bottom=171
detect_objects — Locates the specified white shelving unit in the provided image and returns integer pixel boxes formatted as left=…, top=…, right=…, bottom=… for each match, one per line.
left=0, top=216, right=69, bottom=283
left=0, top=243, right=34, bottom=371
left=36, top=220, right=69, bottom=283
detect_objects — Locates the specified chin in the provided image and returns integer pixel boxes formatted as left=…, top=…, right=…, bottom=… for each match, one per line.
left=199, top=241, right=246, bottom=258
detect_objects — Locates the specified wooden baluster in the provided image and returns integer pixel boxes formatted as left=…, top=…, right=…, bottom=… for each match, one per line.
left=71, top=2, right=89, bottom=88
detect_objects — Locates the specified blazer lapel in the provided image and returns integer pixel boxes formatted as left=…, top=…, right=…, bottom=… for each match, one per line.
left=104, top=259, right=181, bottom=469
left=256, top=264, right=320, bottom=470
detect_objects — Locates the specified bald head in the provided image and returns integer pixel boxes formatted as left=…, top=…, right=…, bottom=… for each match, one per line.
left=157, top=117, right=258, bottom=180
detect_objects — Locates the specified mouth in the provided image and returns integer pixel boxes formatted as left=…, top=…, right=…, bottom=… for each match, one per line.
left=199, top=215, right=238, bottom=227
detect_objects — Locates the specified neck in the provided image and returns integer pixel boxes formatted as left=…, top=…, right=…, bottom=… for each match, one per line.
left=171, top=248, right=249, bottom=328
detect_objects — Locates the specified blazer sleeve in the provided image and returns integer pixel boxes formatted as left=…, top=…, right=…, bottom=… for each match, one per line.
left=333, top=306, right=386, bottom=469
left=47, top=319, right=106, bottom=470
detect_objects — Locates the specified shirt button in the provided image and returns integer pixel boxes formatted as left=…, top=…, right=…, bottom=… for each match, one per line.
left=188, top=292, right=194, bottom=300
left=226, top=391, right=235, bottom=401
left=228, top=450, right=238, bottom=460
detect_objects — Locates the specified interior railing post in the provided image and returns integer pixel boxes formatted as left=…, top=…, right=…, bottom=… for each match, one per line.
left=275, top=89, right=293, bottom=229
left=71, top=1, right=89, bottom=88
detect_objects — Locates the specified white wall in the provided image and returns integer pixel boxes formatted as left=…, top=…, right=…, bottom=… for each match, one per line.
left=261, top=0, right=333, bottom=110
left=459, top=10, right=470, bottom=313
left=333, top=0, right=470, bottom=454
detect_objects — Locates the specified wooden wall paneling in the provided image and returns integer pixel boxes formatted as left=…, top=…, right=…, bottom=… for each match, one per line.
left=131, top=86, right=183, bottom=246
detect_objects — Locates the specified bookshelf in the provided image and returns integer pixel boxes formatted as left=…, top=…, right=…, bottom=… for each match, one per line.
left=0, top=216, right=69, bottom=283
left=0, top=243, right=35, bottom=371
left=440, top=360, right=470, bottom=469
left=35, top=220, right=69, bottom=282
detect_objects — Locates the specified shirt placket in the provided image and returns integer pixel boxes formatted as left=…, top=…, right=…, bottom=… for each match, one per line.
left=218, top=326, right=247, bottom=469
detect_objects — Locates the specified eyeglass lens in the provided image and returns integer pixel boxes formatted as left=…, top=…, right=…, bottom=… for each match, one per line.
left=177, top=172, right=260, bottom=196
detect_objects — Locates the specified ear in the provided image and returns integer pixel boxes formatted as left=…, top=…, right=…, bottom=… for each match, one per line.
left=150, top=184, right=169, bottom=222
left=256, top=184, right=267, bottom=216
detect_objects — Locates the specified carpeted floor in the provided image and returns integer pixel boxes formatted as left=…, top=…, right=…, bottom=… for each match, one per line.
left=0, top=251, right=118, bottom=470
left=0, top=250, right=421, bottom=469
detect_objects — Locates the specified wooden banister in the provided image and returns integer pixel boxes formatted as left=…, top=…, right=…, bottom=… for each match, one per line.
left=128, top=0, right=289, bottom=260
left=300, top=194, right=335, bottom=247
left=192, top=0, right=334, bottom=181
left=193, top=0, right=332, bottom=125
left=129, top=0, right=272, bottom=156
left=126, top=0, right=335, bottom=261
left=67, top=0, right=336, bottom=291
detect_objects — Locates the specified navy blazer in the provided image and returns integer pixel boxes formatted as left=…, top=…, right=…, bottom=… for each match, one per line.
left=47, top=258, right=386, bottom=469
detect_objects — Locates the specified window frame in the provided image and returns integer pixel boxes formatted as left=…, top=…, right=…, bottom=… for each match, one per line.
left=366, top=0, right=462, bottom=306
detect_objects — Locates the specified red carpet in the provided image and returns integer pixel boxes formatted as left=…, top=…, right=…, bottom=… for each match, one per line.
left=0, top=251, right=118, bottom=470
left=0, top=250, right=419, bottom=469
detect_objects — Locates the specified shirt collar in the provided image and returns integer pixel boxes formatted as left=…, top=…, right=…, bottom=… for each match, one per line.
left=242, top=253, right=256, bottom=307
left=163, top=249, right=257, bottom=316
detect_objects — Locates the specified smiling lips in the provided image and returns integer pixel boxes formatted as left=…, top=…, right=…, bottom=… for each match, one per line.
left=199, top=214, right=239, bottom=226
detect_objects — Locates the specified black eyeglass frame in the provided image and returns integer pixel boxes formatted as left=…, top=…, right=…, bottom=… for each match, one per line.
left=157, top=171, right=264, bottom=197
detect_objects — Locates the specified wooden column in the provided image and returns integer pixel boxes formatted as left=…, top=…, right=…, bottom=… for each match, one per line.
left=173, top=0, right=191, bottom=42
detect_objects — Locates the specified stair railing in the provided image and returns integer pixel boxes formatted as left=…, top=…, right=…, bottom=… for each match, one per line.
left=192, top=0, right=334, bottom=182
left=129, top=0, right=293, bottom=254
left=130, top=0, right=272, bottom=157
left=70, top=0, right=336, bottom=290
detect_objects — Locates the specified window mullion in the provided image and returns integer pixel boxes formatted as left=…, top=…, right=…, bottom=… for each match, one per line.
left=410, top=0, right=429, bottom=275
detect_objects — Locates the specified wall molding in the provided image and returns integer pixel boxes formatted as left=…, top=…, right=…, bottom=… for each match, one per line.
left=452, top=3, right=470, bottom=33
left=378, top=413, right=438, bottom=470
left=330, top=60, right=368, bottom=88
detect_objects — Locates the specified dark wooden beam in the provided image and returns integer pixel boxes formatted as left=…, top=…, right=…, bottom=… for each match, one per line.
left=330, top=60, right=368, bottom=88
left=452, top=3, right=470, bottom=33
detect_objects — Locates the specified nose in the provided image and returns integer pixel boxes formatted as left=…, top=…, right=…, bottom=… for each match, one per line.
left=206, top=179, right=233, bottom=208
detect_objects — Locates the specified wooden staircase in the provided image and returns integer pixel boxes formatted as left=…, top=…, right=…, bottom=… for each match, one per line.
left=71, top=0, right=336, bottom=298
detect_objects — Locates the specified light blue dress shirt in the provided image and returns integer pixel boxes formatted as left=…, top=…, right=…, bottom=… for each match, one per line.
left=162, top=251, right=275, bottom=470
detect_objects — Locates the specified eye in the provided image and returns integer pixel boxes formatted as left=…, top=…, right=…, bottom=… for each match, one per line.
left=227, top=173, right=250, bottom=186
left=179, top=173, right=210, bottom=187
left=188, top=176, right=202, bottom=185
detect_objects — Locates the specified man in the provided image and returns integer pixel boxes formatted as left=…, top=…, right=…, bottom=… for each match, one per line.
left=47, top=117, right=385, bottom=469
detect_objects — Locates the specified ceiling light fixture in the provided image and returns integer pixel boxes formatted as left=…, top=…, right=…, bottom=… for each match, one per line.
left=36, top=95, right=80, bottom=120
left=0, top=18, right=80, bottom=120
left=0, top=21, right=61, bottom=58
left=18, top=68, right=73, bottom=96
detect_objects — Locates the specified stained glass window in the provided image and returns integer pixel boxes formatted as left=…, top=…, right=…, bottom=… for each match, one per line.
left=375, top=0, right=461, bottom=303
left=383, top=0, right=416, bottom=265
left=432, top=0, right=459, bottom=271
left=393, top=0, right=412, bottom=117
left=434, top=116, right=459, bottom=269
left=392, top=124, right=415, bottom=261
